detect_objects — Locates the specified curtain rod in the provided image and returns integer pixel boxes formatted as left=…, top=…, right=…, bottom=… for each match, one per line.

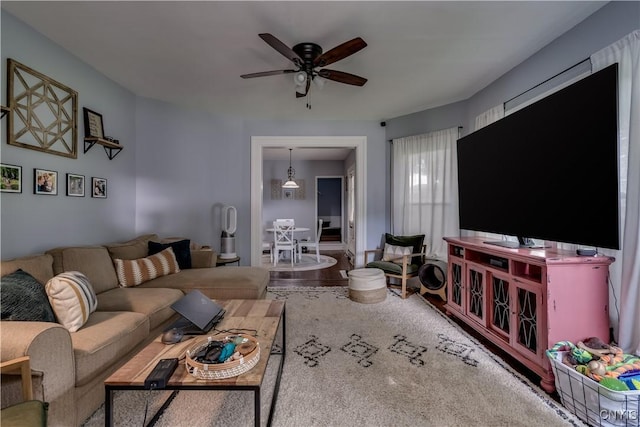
left=503, top=57, right=590, bottom=106
left=388, top=126, right=463, bottom=143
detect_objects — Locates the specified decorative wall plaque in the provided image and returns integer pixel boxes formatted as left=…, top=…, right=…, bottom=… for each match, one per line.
left=7, top=59, right=78, bottom=158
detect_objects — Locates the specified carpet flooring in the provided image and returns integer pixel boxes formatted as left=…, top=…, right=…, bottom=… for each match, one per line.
left=82, top=287, right=583, bottom=427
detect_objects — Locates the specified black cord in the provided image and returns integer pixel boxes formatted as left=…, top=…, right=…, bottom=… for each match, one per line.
left=209, top=327, right=258, bottom=337
left=142, top=385, right=154, bottom=426
left=609, top=273, right=621, bottom=330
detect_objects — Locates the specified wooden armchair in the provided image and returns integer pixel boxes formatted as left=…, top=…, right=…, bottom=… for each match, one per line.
left=365, top=233, right=427, bottom=299
left=1, top=356, right=48, bottom=427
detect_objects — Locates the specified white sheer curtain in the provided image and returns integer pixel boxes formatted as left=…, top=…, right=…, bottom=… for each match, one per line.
left=591, top=30, right=640, bottom=354
left=392, top=127, right=459, bottom=259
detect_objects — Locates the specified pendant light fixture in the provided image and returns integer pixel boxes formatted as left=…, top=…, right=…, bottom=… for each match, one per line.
left=282, top=148, right=299, bottom=189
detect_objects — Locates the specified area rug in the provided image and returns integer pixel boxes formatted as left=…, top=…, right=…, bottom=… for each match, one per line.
left=82, top=287, right=583, bottom=427
left=261, top=254, right=337, bottom=272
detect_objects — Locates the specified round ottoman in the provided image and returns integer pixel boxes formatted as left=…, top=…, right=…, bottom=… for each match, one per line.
left=348, top=268, right=387, bottom=304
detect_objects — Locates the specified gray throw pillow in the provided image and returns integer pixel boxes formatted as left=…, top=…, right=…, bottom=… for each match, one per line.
left=1, top=269, right=56, bottom=322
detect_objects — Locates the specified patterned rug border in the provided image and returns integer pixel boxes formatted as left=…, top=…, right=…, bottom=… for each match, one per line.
left=266, top=286, right=582, bottom=426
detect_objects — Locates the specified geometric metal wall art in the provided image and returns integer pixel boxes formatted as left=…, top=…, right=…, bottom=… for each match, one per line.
left=7, top=58, right=78, bottom=158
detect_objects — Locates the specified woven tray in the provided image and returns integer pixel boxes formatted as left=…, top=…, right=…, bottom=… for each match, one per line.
left=185, top=334, right=260, bottom=380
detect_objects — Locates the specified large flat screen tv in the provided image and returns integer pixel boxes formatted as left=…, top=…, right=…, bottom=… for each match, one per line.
left=457, top=63, right=619, bottom=250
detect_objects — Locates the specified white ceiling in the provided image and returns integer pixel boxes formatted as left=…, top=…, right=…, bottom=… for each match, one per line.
left=3, top=1, right=606, bottom=123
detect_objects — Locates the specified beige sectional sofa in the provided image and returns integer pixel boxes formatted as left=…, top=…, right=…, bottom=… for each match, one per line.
left=0, top=234, right=269, bottom=426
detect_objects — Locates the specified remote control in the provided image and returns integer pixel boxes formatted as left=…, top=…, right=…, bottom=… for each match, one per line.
left=144, top=358, right=178, bottom=389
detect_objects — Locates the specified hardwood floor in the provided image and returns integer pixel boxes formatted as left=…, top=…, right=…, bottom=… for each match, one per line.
left=268, top=249, right=562, bottom=402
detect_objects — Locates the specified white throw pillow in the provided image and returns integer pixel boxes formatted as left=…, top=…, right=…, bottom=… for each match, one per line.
left=45, top=271, right=97, bottom=332
left=382, top=243, right=412, bottom=264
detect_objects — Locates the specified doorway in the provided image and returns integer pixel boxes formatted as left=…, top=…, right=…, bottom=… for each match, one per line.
left=250, top=136, right=367, bottom=267
left=316, top=176, right=344, bottom=247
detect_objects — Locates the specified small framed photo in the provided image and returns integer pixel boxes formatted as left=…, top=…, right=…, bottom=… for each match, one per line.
left=91, top=177, right=107, bottom=198
left=66, top=173, right=85, bottom=197
left=1, top=163, right=22, bottom=193
left=283, top=189, right=294, bottom=199
left=83, top=107, right=104, bottom=139
left=34, top=168, right=58, bottom=195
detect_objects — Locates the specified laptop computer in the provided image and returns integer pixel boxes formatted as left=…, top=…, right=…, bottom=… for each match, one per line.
left=165, top=290, right=225, bottom=334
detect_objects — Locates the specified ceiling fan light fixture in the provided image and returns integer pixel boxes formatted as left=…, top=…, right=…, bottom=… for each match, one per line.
left=313, top=75, right=326, bottom=90
left=294, top=71, right=307, bottom=86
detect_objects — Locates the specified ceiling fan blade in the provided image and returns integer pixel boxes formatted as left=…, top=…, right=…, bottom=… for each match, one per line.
left=241, top=69, right=296, bottom=79
left=317, top=69, right=367, bottom=86
left=314, top=37, right=367, bottom=67
left=259, top=33, right=302, bottom=66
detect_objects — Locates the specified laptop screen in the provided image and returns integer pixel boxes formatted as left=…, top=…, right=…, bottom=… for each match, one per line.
left=170, top=290, right=225, bottom=331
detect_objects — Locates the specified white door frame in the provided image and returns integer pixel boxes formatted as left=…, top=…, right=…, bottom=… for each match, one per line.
left=251, top=136, right=367, bottom=266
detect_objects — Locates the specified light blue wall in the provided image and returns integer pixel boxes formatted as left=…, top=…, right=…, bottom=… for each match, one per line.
left=135, top=97, right=385, bottom=264
left=0, top=12, right=137, bottom=259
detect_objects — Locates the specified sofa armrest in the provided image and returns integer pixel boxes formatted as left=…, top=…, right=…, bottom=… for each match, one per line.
left=1, top=321, right=75, bottom=426
left=191, top=248, right=217, bottom=268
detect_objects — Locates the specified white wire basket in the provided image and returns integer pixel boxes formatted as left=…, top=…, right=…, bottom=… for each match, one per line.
left=547, top=349, right=640, bottom=426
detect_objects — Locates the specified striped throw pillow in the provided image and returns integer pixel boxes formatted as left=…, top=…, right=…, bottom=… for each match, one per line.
left=45, top=271, right=98, bottom=332
left=113, top=247, right=180, bottom=288
left=382, top=243, right=413, bottom=265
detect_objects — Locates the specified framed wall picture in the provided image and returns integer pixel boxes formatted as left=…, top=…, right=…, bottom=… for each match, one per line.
left=1, top=163, right=22, bottom=193
left=83, top=107, right=104, bottom=139
left=8, top=59, right=78, bottom=158
left=66, top=173, right=85, bottom=197
left=34, top=168, right=58, bottom=195
left=91, top=177, right=107, bottom=198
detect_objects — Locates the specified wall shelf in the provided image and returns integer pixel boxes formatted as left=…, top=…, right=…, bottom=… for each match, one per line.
left=84, top=137, right=123, bottom=160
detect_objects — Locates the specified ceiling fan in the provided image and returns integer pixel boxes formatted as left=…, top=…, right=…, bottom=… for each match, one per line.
left=241, top=33, right=368, bottom=104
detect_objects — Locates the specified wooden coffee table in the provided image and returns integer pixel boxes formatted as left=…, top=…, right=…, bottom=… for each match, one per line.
left=104, top=299, right=285, bottom=427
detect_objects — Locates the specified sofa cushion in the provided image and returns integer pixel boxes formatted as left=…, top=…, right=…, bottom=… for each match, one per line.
left=137, top=266, right=269, bottom=299
left=113, top=247, right=180, bottom=287
left=0, top=253, right=54, bottom=286
left=71, top=311, right=149, bottom=387
left=1, top=269, right=56, bottom=322
left=96, top=287, right=183, bottom=330
left=105, top=234, right=159, bottom=260
left=46, top=272, right=98, bottom=332
left=365, top=260, right=420, bottom=275
left=46, top=246, right=119, bottom=294
left=148, top=239, right=191, bottom=269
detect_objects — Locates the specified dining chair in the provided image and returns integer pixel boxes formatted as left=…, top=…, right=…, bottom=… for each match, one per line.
left=272, top=219, right=298, bottom=267
left=299, top=219, right=323, bottom=262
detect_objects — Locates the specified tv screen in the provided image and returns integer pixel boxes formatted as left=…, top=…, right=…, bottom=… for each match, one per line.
left=457, top=63, right=619, bottom=250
